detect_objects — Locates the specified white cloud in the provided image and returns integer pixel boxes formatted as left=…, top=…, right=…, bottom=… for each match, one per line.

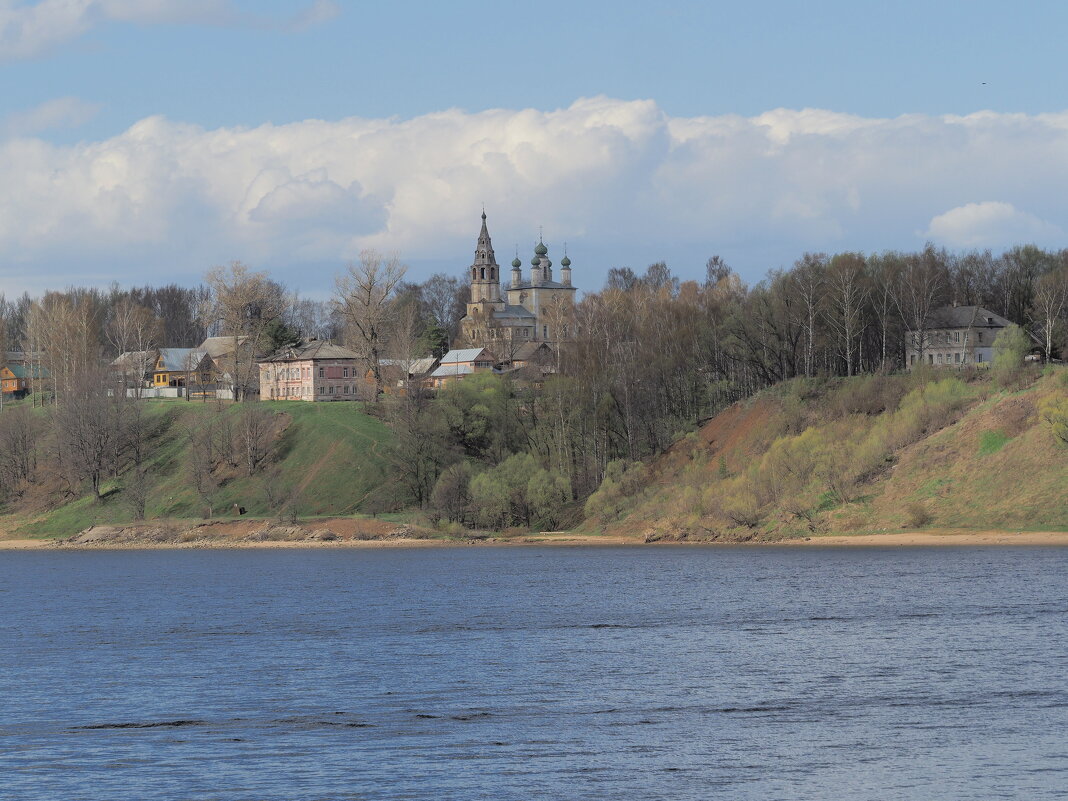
left=2, top=97, right=1068, bottom=293
left=0, top=0, right=335, bottom=61
left=925, top=201, right=1062, bottom=248
left=3, top=96, right=100, bottom=136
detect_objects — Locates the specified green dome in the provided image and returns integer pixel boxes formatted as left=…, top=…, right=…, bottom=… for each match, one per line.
left=531, top=255, right=540, bottom=266
left=511, top=257, right=522, bottom=268
left=561, top=255, right=571, bottom=267
left=535, top=242, right=548, bottom=256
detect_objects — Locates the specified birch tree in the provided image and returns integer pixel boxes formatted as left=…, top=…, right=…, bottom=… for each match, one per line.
left=333, top=250, right=407, bottom=400
left=1031, top=262, right=1068, bottom=362
left=205, top=262, right=287, bottom=401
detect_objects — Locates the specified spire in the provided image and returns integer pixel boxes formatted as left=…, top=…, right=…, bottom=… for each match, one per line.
left=473, top=210, right=497, bottom=266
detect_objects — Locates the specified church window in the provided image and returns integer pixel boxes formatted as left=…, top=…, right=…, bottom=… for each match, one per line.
left=543, top=325, right=548, bottom=339
left=491, top=268, right=496, bottom=279
left=481, top=268, right=485, bottom=279
left=473, top=268, right=477, bottom=279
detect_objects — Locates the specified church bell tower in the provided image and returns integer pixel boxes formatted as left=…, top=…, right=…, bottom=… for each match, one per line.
left=469, top=211, right=500, bottom=303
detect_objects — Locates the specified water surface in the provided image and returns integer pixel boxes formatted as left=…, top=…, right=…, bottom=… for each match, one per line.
left=1, top=546, right=1066, bottom=800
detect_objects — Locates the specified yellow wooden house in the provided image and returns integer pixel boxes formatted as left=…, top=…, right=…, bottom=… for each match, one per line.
left=152, top=348, right=213, bottom=388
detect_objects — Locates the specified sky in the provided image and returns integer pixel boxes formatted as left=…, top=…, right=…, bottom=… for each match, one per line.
left=2, top=0, right=1068, bottom=297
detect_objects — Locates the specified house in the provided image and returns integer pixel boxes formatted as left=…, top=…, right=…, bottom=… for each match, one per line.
left=507, top=341, right=554, bottom=370
left=1, top=364, right=48, bottom=397
left=429, top=347, right=497, bottom=388
left=905, top=305, right=1011, bottom=368
left=198, top=335, right=259, bottom=399
left=110, top=349, right=159, bottom=389
left=152, top=348, right=214, bottom=388
left=258, top=339, right=362, bottom=401
left=458, top=212, right=577, bottom=350
left=495, top=342, right=556, bottom=389
left=367, top=356, right=441, bottom=396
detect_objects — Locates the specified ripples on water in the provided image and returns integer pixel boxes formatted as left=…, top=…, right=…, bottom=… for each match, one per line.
left=1, top=546, right=1067, bottom=800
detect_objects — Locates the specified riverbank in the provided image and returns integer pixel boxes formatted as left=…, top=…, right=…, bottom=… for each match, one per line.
left=3, top=527, right=1068, bottom=549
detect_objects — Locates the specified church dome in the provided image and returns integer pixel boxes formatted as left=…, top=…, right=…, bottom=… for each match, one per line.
left=512, top=256, right=522, bottom=268
left=561, top=255, right=571, bottom=267
left=535, top=241, right=548, bottom=256
left=531, top=255, right=541, bottom=266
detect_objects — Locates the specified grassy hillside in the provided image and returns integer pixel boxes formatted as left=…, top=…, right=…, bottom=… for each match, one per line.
left=1, top=400, right=394, bottom=538
left=585, top=368, right=1068, bottom=541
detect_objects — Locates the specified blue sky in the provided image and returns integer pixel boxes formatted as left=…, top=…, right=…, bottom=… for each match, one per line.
left=2, top=0, right=1068, bottom=296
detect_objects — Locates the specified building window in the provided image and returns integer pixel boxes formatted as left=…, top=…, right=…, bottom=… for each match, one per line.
left=977, top=353, right=983, bottom=363
left=329, top=385, right=334, bottom=394
left=954, top=353, right=960, bottom=364
left=910, top=354, right=916, bottom=365
left=318, top=367, right=324, bottom=378
left=343, top=367, right=349, bottom=378
left=543, top=325, right=548, bottom=339
left=954, top=331, right=960, bottom=343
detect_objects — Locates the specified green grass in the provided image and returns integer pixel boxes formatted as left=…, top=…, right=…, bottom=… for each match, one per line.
left=978, top=429, right=1010, bottom=456
left=4, top=400, right=395, bottom=538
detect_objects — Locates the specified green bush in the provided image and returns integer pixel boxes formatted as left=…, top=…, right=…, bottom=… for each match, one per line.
left=1040, top=397, right=1068, bottom=445
left=993, top=324, right=1031, bottom=387
left=584, top=460, right=648, bottom=523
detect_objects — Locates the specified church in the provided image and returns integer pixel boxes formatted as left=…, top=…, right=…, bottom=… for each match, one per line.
left=459, top=212, right=577, bottom=355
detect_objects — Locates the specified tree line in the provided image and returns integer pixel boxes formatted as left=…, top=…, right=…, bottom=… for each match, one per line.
left=387, top=243, right=1068, bottom=528
left=1, top=242, right=1066, bottom=530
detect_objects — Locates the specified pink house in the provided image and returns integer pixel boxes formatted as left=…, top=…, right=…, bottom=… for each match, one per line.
left=258, top=340, right=363, bottom=402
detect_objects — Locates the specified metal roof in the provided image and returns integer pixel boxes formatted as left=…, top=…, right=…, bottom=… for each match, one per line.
left=260, top=340, right=361, bottom=362
left=924, top=306, right=1012, bottom=330
left=431, top=363, right=474, bottom=378
left=439, top=347, right=491, bottom=363
left=157, top=348, right=208, bottom=371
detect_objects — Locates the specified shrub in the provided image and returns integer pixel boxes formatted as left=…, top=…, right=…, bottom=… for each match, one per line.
left=719, top=484, right=763, bottom=528
left=993, top=324, right=1031, bottom=387
left=430, top=462, right=475, bottom=524
left=583, top=460, right=648, bottom=523
left=527, top=468, right=572, bottom=529
left=1040, top=397, right=1068, bottom=445
left=469, top=453, right=537, bottom=529
left=903, top=501, right=933, bottom=529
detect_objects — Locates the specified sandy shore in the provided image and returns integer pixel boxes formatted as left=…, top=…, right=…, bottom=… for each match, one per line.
left=2, top=530, right=1067, bottom=550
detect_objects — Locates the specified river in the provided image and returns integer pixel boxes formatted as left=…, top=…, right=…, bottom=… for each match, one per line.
left=1, top=546, right=1066, bottom=800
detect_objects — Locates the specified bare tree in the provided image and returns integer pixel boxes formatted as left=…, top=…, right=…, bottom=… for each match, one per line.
left=238, top=405, right=274, bottom=476
left=188, top=418, right=218, bottom=517
left=892, top=247, right=948, bottom=365
left=106, top=298, right=161, bottom=397
left=1032, top=261, right=1068, bottom=362
left=205, top=262, right=287, bottom=401
left=333, top=250, right=407, bottom=400
left=791, top=254, right=826, bottom=376
left=826, top=253, right=869, bottom=376
left=420, top=273, right=466, bottom=346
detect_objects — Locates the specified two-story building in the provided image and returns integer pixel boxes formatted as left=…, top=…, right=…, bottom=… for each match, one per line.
left=906, top=305, right=1011, bottom=368
left=258, top=339, right=362, bottom=401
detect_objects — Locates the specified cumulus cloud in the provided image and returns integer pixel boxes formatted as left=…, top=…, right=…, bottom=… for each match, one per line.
left=2, top=97, right=1068, bottom=293
left=924, top=201, right=1062, bottom=248
left=0, top=0, right=336, bottom=61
